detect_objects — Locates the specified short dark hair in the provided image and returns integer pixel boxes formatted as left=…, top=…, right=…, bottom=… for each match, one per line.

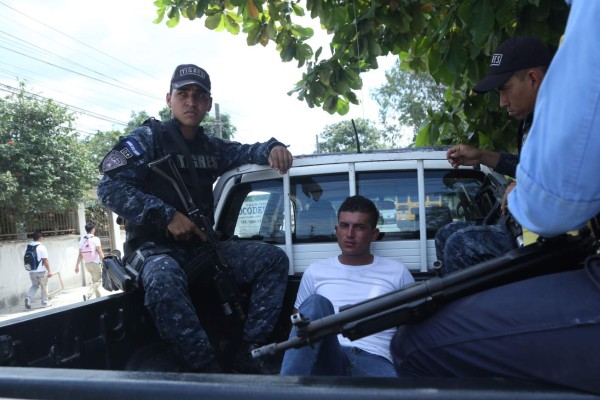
left=32, top=230, right=43, bottom=241
left=337, top=195, right=379, bottom=228
left=85, top=222, right=95, bottom=234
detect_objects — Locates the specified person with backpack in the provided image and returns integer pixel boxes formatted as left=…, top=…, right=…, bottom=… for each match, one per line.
left=24, top=230, right=52, bottom=309
left=75, top=222, right=105, bottom=300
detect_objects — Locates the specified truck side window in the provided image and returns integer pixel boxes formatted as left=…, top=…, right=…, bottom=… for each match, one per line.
left=357, top=170, right=419, bottom=239
left=291, top=174, right=349, bottom=243
left=219, top=179, right=288, bottom=244
left=356, top=170, right=485, bottom=240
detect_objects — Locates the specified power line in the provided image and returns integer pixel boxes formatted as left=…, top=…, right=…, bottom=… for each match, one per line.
left=0, top=30, right=148, bottom=90
left=0, top=83, right=128, bottom=126
left=0, top=1, right=159, bottom=80
left=0, top=62, right=151, bottom=114
left=0, top=44, right=157, bottom=99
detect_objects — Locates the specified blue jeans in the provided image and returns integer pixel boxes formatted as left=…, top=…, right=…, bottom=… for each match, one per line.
left=280, top=294, right=396, bottom=377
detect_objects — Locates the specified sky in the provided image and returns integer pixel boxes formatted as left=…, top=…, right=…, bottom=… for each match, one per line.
left=0, top=0, right=399, bottom=155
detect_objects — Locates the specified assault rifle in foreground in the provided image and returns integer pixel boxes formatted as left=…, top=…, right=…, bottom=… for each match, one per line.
left=147, top=154, right=246, bottom=322
left=252, top=228, right=597, bottom=359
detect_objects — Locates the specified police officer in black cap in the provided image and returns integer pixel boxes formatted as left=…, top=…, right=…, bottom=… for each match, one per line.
left=98, top=64, right=293, bottom=373
left=435, top=37, right=553, bottom=275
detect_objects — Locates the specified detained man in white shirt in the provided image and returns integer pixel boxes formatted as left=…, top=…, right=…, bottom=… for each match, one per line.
left=280, top=195, right=415, bottom=376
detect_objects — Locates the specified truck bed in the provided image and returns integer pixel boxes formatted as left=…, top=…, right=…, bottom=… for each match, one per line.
left=1, top=284, right=599, bottom=400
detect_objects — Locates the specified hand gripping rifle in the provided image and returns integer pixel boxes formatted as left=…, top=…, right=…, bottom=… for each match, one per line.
left=148, top=154, right=246, bottom=322
left=252, top=227, right=597, bottom=359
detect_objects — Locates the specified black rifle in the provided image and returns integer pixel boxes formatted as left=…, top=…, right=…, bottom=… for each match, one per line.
left=102, top=251, right=139, bottom=292
left=252, top=229, right=596, bottom=359
left=147, top=154, right=246, bottom=322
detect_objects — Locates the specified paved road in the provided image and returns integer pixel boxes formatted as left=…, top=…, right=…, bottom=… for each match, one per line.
left=0, top=285, right=114, bottom=323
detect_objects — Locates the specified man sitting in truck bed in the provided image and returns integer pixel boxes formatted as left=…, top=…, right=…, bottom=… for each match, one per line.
left=436, top=36, right=552, bottom=275
left=280, top=195, right=415, bottom=376
left=98, top=64, right=293, bottom=373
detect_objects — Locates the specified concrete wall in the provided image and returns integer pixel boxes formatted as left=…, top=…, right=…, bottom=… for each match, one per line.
left=0, top=235, right=85, bottom=310
left=0, top=206, right=124, bottom=311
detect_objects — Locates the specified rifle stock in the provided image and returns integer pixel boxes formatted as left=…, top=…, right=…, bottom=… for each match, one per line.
left=252, top=232, right=594, bottom=359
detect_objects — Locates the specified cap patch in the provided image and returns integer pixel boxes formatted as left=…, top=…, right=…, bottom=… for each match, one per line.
left=490, top=54, right=502, bottom=66
left=178, top=66, right=206, bottom=80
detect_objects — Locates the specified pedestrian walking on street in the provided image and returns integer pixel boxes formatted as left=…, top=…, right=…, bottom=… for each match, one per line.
left=24, top=230, right=53, bottom=309
left=75, top=222, right=105, bottom=300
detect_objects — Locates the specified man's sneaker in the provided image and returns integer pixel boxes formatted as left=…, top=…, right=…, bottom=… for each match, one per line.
left=24, top=297, right=31, bottom=309
left=233, top=342, right=280, bottom=375
left=41, top=302, right=51, bottom=308
left=83, top=295, right=87, bottom=301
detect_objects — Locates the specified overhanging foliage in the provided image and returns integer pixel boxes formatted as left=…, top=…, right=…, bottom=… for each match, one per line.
left=154, top=0, right=568, bottom=150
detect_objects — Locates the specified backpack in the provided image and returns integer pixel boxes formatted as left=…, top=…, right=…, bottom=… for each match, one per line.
left=24, top=244, right=40, bottom=271
left=80, top=235, right=97, bottom=263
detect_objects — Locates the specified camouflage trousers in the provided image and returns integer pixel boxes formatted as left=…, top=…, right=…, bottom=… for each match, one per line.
left=435, top=221, right=516, bottom=275
left=138, top=238, right=289, bottom=370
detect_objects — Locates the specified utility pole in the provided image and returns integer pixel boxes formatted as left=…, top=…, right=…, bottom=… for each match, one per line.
left=215, top=103, right=223, bottom=139
left=315, top=134, right=320, bottom=153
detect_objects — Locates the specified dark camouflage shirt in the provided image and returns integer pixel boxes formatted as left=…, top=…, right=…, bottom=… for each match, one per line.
left=97, top=119, right=285, bottom=230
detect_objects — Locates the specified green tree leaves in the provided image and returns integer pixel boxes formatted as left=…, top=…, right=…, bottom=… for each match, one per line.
left=317, top=118, right=388, bottom=153
left=0, top=84, right=96, bottom=215
left=155, top=1, right=569, bottom=150
left=372, top=61, right=446, bottom=145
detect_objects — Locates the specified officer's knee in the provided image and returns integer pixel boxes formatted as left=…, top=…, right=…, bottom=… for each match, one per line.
left=141, top=256, right=187, bottom=296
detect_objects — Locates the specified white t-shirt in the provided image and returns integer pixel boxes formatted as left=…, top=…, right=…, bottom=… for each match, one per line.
left=28, top=241, right=48, bottom=273
left=78, top=234, right=102, bottom=263
left=294, top=255, right=415, bottom=362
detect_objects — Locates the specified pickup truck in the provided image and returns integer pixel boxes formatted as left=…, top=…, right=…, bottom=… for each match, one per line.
left=0, top=148, right=598, bottom=400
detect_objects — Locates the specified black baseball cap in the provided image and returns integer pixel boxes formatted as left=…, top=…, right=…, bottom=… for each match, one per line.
left=170, top=64, right=211, bottom=93
left=473, top=37, right=552, bottom=93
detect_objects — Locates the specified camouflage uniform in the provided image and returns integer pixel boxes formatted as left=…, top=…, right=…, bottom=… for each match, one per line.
left=435, top=221, right=516, bottom=275
left=435, top=149, right=519, bottom=275
left=435, top=114, right=532, bottom=275
left=98, top=118, right=289, bottom=370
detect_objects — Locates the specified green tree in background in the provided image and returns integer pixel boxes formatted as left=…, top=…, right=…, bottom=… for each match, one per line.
left=84, top=129, right=123, bottom=169
left=159, top=106, right=171, bottom=122
left=156, top=0, right=568, bottom=151
left=201, top=113, right=237, bottom=140
left=317, top=119, right=386, bottom=153
left=86, top=106, right=238, bottom=166
left=372, top=60, right=446, bottom=146
left=126, top=110, right=152, bottom=133
left=0, top=84, right=95, bottom=215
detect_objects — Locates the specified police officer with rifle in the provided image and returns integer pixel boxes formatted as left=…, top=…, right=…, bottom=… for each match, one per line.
left=98, top=64, right=293, bottom=374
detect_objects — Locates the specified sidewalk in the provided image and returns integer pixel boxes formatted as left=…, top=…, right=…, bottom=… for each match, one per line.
left=0, top=285, right=113, bottom=323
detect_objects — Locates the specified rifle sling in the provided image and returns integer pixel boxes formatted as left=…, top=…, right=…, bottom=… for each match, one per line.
left=163, top=119, right=202, bottom=204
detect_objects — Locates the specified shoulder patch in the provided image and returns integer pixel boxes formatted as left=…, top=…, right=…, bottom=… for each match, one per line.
left=123, top=139, right=143, bottom=157
left=101, top=150, right=128, bottom=172
left=100, top=137, right=146, bottom=173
